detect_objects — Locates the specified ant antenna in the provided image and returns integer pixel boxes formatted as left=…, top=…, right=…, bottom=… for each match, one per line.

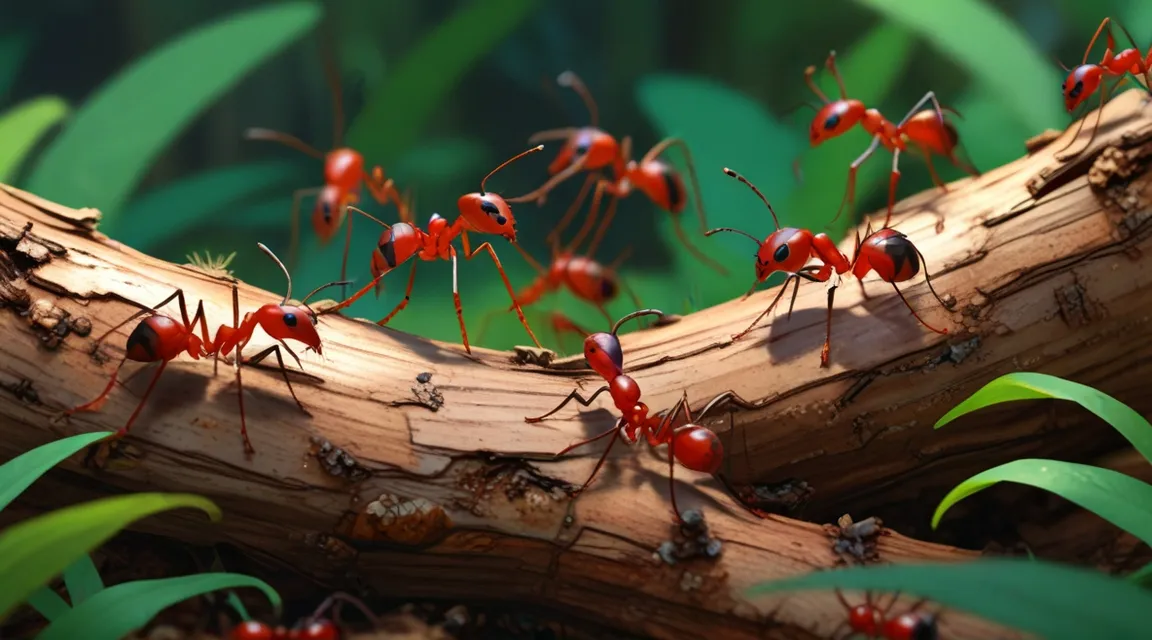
left=558, top=70, right=599, bottom=128
left=480, top=145, right=545, bottom=195
left=704, top=226, right=762, bottom=247
left=257, top=242, right=292, bottom=305
left=301, top=279, right=352, bottom=307
left=824, top=50, right=849, bottom=100
left=723, top=168, right=782, bottom=229
left=611, top=308, right=665, bottom=336
left=804, top=65, right=830, bottom=104
left=1053, top=54, right=1072, bottom=73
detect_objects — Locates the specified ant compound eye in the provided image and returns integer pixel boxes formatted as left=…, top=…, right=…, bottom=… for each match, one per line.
left=1070, top=80, right=1083, bottom=99
left=283, top=312, right=297, bottom=327
left=773, top=243, right=790, bottom=263
left=823, top=114, right=841, bottom=130
left=480, top=200, right=500, bottom=215
left=575, top=141, right=590, bottom=155
left=496, top=214, right=507, bottom=225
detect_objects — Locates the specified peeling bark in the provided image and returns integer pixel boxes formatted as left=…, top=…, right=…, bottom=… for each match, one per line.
left=4, top=90, right=1152, bottom=640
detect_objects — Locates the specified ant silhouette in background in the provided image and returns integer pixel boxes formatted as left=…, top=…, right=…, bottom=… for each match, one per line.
left=833, top=590, right=939, bottom=640
left=509, top=71, right=727, bottom=275
left=229, top=591, right=379, bottom=639
left=1054, top=17, right=1152, bottom=161
left=803, top=50, right=979, bottom=233
left=526, top=309, right=723, bottom=522
left=318, top=146, right=547, bottom=355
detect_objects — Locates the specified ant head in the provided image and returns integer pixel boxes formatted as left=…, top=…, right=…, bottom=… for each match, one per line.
left=259, top=303, right=323, bottom=354
left=1063, top=64, right=1102, bottom=112
left=458, top=145, right=544, bottom=242
left=324, top=147, right=365, bottom=192
left=552, top=128, right=618, bottom=174
left=583, top=332, right=623, bottom=380
left=809, top=100, right=864, bottom=146
left=671, top=425, right=723, bottom=474
left=229, top=620, right=274, bottom=640
left=847, top=603, right=881, bottom=635
left=756, top=228, right=811, bottom=280
left=312, top=185, right=355, bottom=243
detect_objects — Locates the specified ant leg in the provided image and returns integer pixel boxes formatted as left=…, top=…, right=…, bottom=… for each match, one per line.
left=188, top=300, right=214, bottom=357
left=506, top=156, right=590, bottom=206
left=571, top=179, right=619, bottom=258
left=671, top=215, right=728, bottom=276
left=819, top=282, right=839, bottom=368
left=213, top=283, right=241, bottom=376
left=912, top=246, right=952, bottom=311
left=1056, top=76, right=1117, bottom=162
left=307, top=592, right=380, bottom=629
left=696, top=389, right=763, bottom=422
left=377, top=261, right=418, bottom=326
left=65, top=358, right=128, bottom=415
left=462, top=239, right=544, bottom=350
left=891, top=281, right=950, bottom=335
left=526, top=385, right=611, bottom=423
left=879, top=590, right=902, bottom=619
left=93, top=289, right=187, bottom=345
left=288, top=187, right=322, bottom=270
left=571, top=420, right=625, bottom=493
left=230, top=346, right=256, bottom=455
left=547, top=171, right=598, bottom=247
left=96, top=360, right=168, bottom=439
left=731, top=276, right=801, bottom=342
left=829, top=136, right=881, bottom=229
left=244, top=344, right=310, bottom=416
left=882, top=148, right=902, bottom=230
left=641, top=138, right=710, bottom=234
left=338, top=200, right=354, bottom=301
left=319, top=270, right=388, bottom=316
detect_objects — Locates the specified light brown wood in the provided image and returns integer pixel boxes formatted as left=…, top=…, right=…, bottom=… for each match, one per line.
left=5, top=90, right=1152, bottom=640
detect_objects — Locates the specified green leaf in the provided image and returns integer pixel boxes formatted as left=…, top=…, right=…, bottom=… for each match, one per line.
left=37, top=573, right=279, bottom=640
left=24, top=1, right=322, bottom=225
left=936, top=372, right=1152, bottom=463
left=0, top=493, right=220, bottom=620
left=1129, top=561, right=1152, bottom=586
left=931, top=459, right=1152, bottom=543
left=0, top=96, right=70, bottom=183
left=25, top=586, right=70, bottom=622
left=345, top=0, right=539, bottom=165
left=0, top=32, right=33, bottom=100
left=748, top=558, right=1152, bottom=640
left=0, top=431, right=113, bottom=513
left=853, top=0, right=1064, bottom=131
left=115, top=160, right=303, bottom=251
left=62, top=555, right=104, bottom=605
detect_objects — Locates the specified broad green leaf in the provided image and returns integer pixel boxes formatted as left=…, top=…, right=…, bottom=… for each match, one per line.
left=0, top=32, right=32, bottom=100
left=0, top=96, right=70, bottom=183
left=24, top=2, right=322, bottom=223
left=931, top=459, right=1152, bottom=544
left=62, top=555, right=104, bottom=605
left=115, top=160, right=304, bottom=250
left=748, top=558, right=1152, bottom=640
left=1129, top=561, right=1152, bottom=586
left=25, top=586, right=69, bottom=622
left=936, top=372, right=1152, bottom=463
left=853, top=0, right=1064, bottom=131
left=786, top=22, right=915, bottom=242
left=0, top=493, right=220, bottom=620
left=949, top=87, right=1032, bottom=172
left=37, top=573, right=279, bottom=640
left=0, top=431, right=113, bottom=513
left=346, top=0, right=539, bottom=165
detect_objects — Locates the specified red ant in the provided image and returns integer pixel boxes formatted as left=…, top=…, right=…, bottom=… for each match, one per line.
left=229, top=592, right=379, bottom=640
left=705, top=168, right=949, bottom=367
left=507, top=71, right=727, bottom=275
left=63, top=244, right=344, bottom=454
left=525, top=309, right=723, bottom=522
left=803, top=51, right=979, bottom=232
left=1054, top=17, right=1152, bottom=161
left=244, top=47, right=405, bottom=297
left=833, top=590, right=938, bottom=640
left=316, top=146, right=547, bottom=355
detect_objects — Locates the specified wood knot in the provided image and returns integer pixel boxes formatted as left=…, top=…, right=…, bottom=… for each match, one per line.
left=510, top=346, right=555, bottom=367
left=1054, top=278, right=1107, bottom=327
left=344, top=493, right=452, bottom=545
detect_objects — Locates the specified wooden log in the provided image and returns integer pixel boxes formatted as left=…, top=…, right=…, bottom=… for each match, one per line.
left=5, top=90, right=1152, bottom=640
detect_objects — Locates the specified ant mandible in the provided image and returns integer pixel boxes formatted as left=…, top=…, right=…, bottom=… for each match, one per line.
left=229, top=591, right=379, bottom=639
left=317, top=146, right=547, bottom=355
left=508, top=71, right=727, bottom=275
left=1054, top=17, right=1152, bottom=161
left=804, top=50, right=979, bottom=232
left=525, top=309, right=723, bottom=522
left=244, top=43, right=405, bottom=297
left=833, top=590, right=939, bottom=640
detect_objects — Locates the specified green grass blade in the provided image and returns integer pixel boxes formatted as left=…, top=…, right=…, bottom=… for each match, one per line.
left=37, top=573, right=279, bottom=640
left=853, top=0, right=1064, bottom=130
left=0, top=493, right=220, bottom=620
left=345, top=0, right=539, bottom=165
left=115, top=160, right=303, bottom=251
left=0, top=96, right=70, bottom=183
left=0, top=431, right=113, bottom=513
left=935, top=372, right=1152, bottom=462
left=748, top=558, right=1152, bottom=639
left=24, top=586, right=70, bottom=622
left=61, top=555, right=104, bottom=605
left=931, top=459, right=1152, bottom=541
left=23, top=1, right=322, bottom=225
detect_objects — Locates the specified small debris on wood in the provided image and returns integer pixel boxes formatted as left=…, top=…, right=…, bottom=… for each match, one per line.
left=652, top=313, right=682, bottom=327
left=1055, top=277, right=1107, bottom=327
left=510, top=345, right=555, bottom=367
left=1024, top=128, right=1063, bottom=154
left=655, top=509, right=722, bottom=565
left=416, top=371, right=433, bottom=384
left=4, top=378, right=40, bottom=404
left=308, top=436, right=371, bottom=482
left=941, top=336, right=981, bottom=365
left=299, top=531, right=359, bottom=563
left=824, top=514, right=888, bottom=565
left=391, top=372, right=445, bottom=412
left=344, top=493, right=453, bottom=546
left=21, top=298, right=92, bottom=350
left=0, top=220, right=67, bottom=265
left=1088, top=146, right=1139, bottom=189
left=724, top=477, right=814, bottom=516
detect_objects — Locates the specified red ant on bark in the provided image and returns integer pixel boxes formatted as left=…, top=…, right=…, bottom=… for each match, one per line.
left=833, top=590, right=939, bottom=640
left=244, top=43, right=405, bottom=298
left=229, top=591, right=379, bottom=639
left=1054, top=17, right=1152, bottom=161
left=803, top=51, right=979, bottom=233
left=706, top=167, right=950, bottom=367
left=63, top=244, right=345, bottom=454
left=507, top=71, right=727, bottom=275
left=525, top=309, right=723, bottom=522
left=315, top=146, right=547, bottom=355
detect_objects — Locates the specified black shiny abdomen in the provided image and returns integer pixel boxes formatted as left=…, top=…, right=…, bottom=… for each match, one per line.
left=126, top=318, right=162, bottom=362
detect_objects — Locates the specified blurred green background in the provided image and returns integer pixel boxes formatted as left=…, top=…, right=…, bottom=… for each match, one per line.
left=2, top=0, right=1149, bottom=353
